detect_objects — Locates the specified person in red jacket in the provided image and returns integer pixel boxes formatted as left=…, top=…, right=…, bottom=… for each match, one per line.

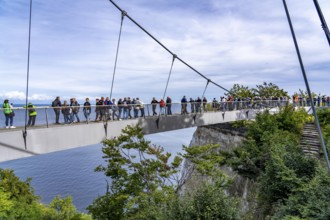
left=159, top=99, right=165, bottom=115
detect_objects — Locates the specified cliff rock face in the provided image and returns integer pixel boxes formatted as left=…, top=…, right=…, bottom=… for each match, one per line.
left=190, top=123, right=246, bottom=150
left=183, top=123, right=257, bottom=216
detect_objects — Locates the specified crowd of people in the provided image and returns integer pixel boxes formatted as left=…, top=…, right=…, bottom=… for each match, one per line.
left=2, top=94, right=330, bottom=128
left=51, top=96, right=148, bottom=124
left=50, top=94, right=330, bottom=125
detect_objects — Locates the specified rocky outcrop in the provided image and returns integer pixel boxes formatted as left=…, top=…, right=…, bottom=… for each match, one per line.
left=181, top=123, right=257, bottom=216
left=190, top=123, right=246, bottom=150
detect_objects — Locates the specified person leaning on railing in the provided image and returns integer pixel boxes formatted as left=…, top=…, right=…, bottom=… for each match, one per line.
left=70, top=98, right=80, bottom=123
left=127, top=97, right=133, bottom=119
left=52, top=96, right=62, bottom=124
left=23, top=102, right=37, bottom=127
left=181, top=96, right=188, bottom=115
left=166, top=96, right=172, bottom=115
left=137, top=98, right=145, bottom=117
left=61, top=100, right=71, bottom=124
left=83, top=98, right=91, bottom=122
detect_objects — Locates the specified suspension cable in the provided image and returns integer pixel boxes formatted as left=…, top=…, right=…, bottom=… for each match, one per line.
left=23, top=0, right=33, bottom=149
left=201, top=79, right=210, bottom=102
left=176, top=57, right=231, bottom=94
left=110, top=10, right=126, bottom=100
left=107, top=0, right=232, bottom=95
left=313, top=0, right=330, bottom=46
left=162, top=54, right=176, bottom=101
left=282, top=0, right=330, bottom=173
left=157, top=54, right=176, bottom=117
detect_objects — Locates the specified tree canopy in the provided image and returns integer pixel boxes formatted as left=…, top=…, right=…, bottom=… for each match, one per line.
left=0, top=168, right=91, bottom=220
left=226, top=82, right=289, bottom=98
left=222, top=106, right=330, bottom=219
left=88, top=124, right=240, bottom=220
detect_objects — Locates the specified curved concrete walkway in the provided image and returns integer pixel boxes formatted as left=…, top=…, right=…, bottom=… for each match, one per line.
left=0, top=107, right=311, bottom=162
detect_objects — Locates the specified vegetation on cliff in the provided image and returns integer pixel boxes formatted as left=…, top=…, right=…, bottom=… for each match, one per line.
left=224, top=106, right=330, bottom=219
left=88, top=106, right=330, bottom=219
left=87, top=125, right=239, bottom=220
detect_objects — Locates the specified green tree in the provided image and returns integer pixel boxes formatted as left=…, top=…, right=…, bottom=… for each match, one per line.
left=0, top=169, right=38, bottom=204
left=259, top=141, right=316, bottom=216
left=225, top=106, right=312, bottom=178
left=272, top=167, right=330, bottom=220
left=0, top=169, right=91, bottom=220
left=175, top=177, right=239, bottom=220
left=316, top=108, right=330, bottom=127
left=0, top=187, right=14, bottom=219
left=87, top=124, right=183, bottom=219
left=220, top=105, right=325, bottom=218
left=317, top=108, right=330, bottom=157
left=0, top=168, right=43, bottom=219
left=226, top=83, right=255, bottom=98
left=46, top=195, right=91, bottom=220
left=182, top=144, right=226, bottom=177
left=253, top=82, right=288, bottom=97
left=88, top=125, right=240, bottom=220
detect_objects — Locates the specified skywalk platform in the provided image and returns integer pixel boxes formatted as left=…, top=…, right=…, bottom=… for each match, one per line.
left=0, top=109, right=260, bottom=162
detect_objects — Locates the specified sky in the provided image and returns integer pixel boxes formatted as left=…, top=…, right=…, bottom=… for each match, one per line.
left=0, top=0, right=330, bottom=104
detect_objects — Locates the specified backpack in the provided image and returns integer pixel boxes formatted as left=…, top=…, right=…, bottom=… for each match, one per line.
left=52, top=100, right=58, bottom=107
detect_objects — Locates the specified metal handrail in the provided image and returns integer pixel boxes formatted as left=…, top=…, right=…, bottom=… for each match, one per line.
left=0, top=100, right=325, bottom=129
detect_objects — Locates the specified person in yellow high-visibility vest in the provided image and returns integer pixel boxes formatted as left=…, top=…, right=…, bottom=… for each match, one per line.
left=3, top=99, right=15, bottom=129
left=24, top=103, right=37, bottom=126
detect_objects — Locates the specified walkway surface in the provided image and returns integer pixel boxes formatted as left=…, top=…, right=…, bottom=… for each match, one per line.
left=0, top=106, right=312, bottom=162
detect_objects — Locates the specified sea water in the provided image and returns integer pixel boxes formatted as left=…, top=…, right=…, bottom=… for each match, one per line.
left=0, top=122, right=195, bottom=212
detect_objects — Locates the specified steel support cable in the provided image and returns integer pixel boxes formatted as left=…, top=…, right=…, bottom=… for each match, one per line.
left=157, top=54, right=176, bottom=118
left=107, top=0, right=232, bottom=95
left=282, top=0, right=330, bottom=173
left=162, top=54, right=176, bottom=101
left=201, top=79, right=210, bottom=103
left=175, top=56, right=232, bottom=94
left=23, top=0, right=33, bottom=150
left=110, top=10, right=126, bottom=100
left=313, top=0, right=330, bottom=46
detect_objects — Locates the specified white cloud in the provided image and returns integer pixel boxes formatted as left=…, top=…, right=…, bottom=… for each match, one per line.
left=0, top=91, right=26, bottom=100
left=1, top=0, right=330, bottom=104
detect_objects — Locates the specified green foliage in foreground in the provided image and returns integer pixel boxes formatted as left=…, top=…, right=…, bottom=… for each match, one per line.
left=317, top=108, right=330, bottom=155
left=222, top=105, right=330, bottom=219
left=0, top=169, right=91, bottom=220
left=88, top=106, right=330, bottom=219
left=88, top=124, right=239, bottom=220
left=225, top=106, right=312, bottom=179
left=173, top=177, right=239, bottom=220
left=272, top=167, right=330, bottom=220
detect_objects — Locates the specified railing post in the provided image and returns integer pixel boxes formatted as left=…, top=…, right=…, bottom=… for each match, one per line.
left=45, top=107, right=49, bottom=128
left=147, top=104, right=150, bottom=117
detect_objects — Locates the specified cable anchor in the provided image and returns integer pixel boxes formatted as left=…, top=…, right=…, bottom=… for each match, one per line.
left=121, top=10, right=127, bottom=18
left=172, top=54, right=177, bottom=62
